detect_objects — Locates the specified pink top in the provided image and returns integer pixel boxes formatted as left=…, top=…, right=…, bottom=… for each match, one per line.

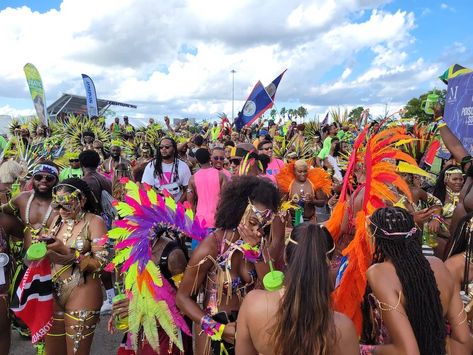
left=221, top=169, right=232, bottom=180
left=194, top=167, right=221, bottom=228
left=264, top=158, right=284, bottom=184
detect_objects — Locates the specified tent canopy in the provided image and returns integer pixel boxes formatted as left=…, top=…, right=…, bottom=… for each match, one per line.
left=47, top=93, right=137, bottom=117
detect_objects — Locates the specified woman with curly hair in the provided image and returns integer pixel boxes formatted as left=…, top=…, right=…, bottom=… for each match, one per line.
left=176, top=176, right=282, bottom=355
left=44, top=178, right=108, bottom=354
left=361, top=206, right=469, bottom=354
left=236, top=223, right=358, bottom=355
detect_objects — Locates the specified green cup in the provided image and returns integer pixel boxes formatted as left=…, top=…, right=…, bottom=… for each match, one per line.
left=263, top=260, right=284, bottom=291
left=112, top=294, right=129, bottom=331
left=421, top=92, right=439, bottom=115
left=26, top=242, right=47, bottom=261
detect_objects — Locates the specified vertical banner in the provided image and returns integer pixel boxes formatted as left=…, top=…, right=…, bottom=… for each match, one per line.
left=81, top=74, right=99, bottom=117
left=23, top=63, right=49, bottom=127
left=444, top=72, right=473, bottom=154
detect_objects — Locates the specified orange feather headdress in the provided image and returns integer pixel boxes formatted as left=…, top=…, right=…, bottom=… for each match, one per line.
left=326, top=125, right=416, bottom=334
left=276, top=161, right=332, bottom=196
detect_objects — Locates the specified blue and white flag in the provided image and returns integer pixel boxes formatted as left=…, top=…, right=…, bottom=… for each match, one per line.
left=265, top=69, right=287, bottom=101
left=81, top=74, right=99, bottom=117
left=235, top=80, right=273, bottom=131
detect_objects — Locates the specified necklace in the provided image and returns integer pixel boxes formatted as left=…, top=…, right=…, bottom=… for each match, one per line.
left=446, top=186, right=460, bottom=204
left=61, top=212, right=85, bottom=246
left=25, top=191, right=53, bottom=240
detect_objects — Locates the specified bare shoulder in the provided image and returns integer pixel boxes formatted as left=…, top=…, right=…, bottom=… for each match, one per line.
left=13, top=190, right=33, bottom=204
left=426, top=255, right=450, bottom=275
left=334, top=312, right=356, bottom=333
left=242, top=289, right=268, bottom=305
left=86, top=213, right=106, bottom=227
left=366, top=262, right=394, bottom=281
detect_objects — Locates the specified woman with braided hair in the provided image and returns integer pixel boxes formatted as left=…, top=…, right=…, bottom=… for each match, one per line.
left=445, top=212, right=473, bottom=354
left=360, top=206, right=469, bottom=355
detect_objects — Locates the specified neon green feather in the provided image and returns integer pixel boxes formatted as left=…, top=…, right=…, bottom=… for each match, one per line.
left=107, top=227, right=131, bottom=240
left=125, top=179, right=140, bottom=203
left=125, top=263, right=138, bottom=290
left=147, top=187, right=158, bottom=205
left=146, top=261, right=163, bottom=287
left=111, top=248, right=131, bottom=266
left=185, top=208, right=194, bottom=220
left=115, top=201, right=135, bottom=217
left=165, top=195, right=176, bottom=211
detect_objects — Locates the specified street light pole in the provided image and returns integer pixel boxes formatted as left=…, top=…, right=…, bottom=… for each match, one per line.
left=231, top=69, right=236, bottom=120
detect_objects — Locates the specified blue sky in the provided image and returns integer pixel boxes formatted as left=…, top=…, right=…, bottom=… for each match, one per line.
left=0, top=0, right=472, bottom=122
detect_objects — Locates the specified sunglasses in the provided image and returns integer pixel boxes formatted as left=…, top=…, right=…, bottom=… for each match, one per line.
left=160, top=145, right=172, bottom=150
left=230, top=158, right=241, bottom=166
left=69, top=159, right=79, bottom=163
left=212, top=156, right=225, bottom=161
left=33, top=174, right=56, bottom=183
left=51, top=202, right=75, bottom=211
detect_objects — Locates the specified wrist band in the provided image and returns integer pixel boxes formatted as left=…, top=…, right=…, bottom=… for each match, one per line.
left=437, top=119, right=447, bottom=128
left=360, top=344, right=376, bottom=355
left=239, top=241, right=263, bottom=263
left=435, top=115, right=443, bottom=122
left=200, top=315, right=225, bottom=341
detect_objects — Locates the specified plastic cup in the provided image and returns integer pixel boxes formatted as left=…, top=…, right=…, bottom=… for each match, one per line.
left=26, top=242, right=47, bottom=261
left=113, top=294, right=129, bottom=331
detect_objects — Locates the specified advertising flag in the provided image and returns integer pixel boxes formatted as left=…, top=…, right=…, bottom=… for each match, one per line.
left=235, top=81, right=273, bottom=131
left=264, top=69, right=287, bottom=101
left=444, top=72, right=473, bottom=154
left=81, top=74, right=99, bottom=117
left=23, top=63, right=49, bottom=127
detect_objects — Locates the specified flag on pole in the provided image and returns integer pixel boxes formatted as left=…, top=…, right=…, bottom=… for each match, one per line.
left=439, top=64, right=472, bottom=84
left=11, top=259, right=53, bottom=344
left=235, top=81, right=273, bottom=131
left=321, top=112, right=329, bottom=125
left=265, top=69, right=287, bottom=101
left=81, top=74, right=99, bottom=118
left=23, top=63, right=49, bottom=127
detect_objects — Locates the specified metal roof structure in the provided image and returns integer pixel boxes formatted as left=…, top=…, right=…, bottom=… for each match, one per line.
left=47, top=93, right=137, bottom=117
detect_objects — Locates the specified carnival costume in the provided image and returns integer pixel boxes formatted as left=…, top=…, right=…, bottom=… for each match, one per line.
left=106, top=179, right=207, bottom=353
left=325, top=125, right=418, bottom=334
left=46, top=184, right=108, bottom=353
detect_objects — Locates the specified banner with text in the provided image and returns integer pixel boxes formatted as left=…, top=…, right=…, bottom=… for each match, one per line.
left=81, top=74, right=99, bottom=117
left=24, top=63, right=49, bottom=127
left=444, top=72, right=473, bottom=154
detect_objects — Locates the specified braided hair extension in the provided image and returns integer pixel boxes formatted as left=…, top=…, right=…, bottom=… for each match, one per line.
left=448, top=211, right=473, bottom=292
left=363, top=207, right=445, bottom=354
left=153, top=137, right=178, bottom=179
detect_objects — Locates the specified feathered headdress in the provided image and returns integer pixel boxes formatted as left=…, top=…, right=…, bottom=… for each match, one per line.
left=105, top=179, right=207, bottom=352
left=326, top=125, right=417, bottom=334
left=276, top=161, right=332, bottom=196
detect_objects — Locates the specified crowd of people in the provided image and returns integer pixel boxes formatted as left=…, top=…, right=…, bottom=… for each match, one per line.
left=0, top=103, right=472, bottom=355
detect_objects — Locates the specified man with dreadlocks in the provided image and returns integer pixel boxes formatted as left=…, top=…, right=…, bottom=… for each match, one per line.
left=360, top=207, right=469, bottom=354
left=141, top=137, right=191, bottom=203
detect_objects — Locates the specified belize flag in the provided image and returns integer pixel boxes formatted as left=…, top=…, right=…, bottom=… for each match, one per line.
left=235, top=81, right=273, bottom=131
left=265, top=69, right=287, bottom=101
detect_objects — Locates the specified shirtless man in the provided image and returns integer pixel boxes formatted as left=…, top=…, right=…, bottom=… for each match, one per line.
left=0, top=162, right=58, bottom=336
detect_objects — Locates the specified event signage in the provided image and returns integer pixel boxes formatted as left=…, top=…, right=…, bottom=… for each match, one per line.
left=444, top=72, right=473, bottom=154
left=81, top=74, right=99, bottom=117
left=23, top=63, right=49, bottom=127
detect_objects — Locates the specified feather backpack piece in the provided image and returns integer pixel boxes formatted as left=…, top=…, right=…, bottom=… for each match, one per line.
left=326, top=125, right=417, bottom=334
left=275, top=161, right=333, bottom=195
left=106, top=178, right=207, bottom=352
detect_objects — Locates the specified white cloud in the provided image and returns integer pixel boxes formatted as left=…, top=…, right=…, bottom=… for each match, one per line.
left=0, top=0, right=451, bottom=120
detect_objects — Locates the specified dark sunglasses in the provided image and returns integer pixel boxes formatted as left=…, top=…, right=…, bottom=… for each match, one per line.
left=69, top=159, right=79, bottom=163
left=160, top=145, right=172, bottom=150
left=230, top=159, right=241, bottom=166
left=212, top=156, right=225, bottom=161
left=51, top=202, right=74, bottom=211
left=33, top=174, right=56, bottom=183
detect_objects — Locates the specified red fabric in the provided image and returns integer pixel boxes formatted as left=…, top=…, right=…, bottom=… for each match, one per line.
left=11, top=259, right=53, bottom=344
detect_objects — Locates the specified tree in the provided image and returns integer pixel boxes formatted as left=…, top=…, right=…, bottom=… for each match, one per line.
left=297, top=106, right=308, bottom=120
left=280, top=107, right=287, bottom=118
left=404, top=89, right=446, bottom=122
left=288, top=108, right=295, bottom=120
left=348, top=106, right=364, bottom=122
left=270, top=108, right=277, bottom=120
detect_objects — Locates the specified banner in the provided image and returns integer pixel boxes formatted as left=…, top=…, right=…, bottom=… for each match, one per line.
left=264, top=69, right=287, bottom=102
left=235, top=81, right=273, bottom=131
left=23, top=63, right=49, bottom=127
left=82, top=74, right=99, bottom=117
left=444, top=72, right=473, bottom=154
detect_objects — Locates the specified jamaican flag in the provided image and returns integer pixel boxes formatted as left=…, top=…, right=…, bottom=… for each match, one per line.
left=439, top=64, right=472, bottom=84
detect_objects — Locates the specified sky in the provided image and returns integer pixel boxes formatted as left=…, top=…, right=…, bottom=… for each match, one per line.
left=0, top=0, right=472, bottom=124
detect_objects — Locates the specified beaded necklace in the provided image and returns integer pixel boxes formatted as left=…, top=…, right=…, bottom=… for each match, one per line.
left=25, top=191, right=53, bottom=240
